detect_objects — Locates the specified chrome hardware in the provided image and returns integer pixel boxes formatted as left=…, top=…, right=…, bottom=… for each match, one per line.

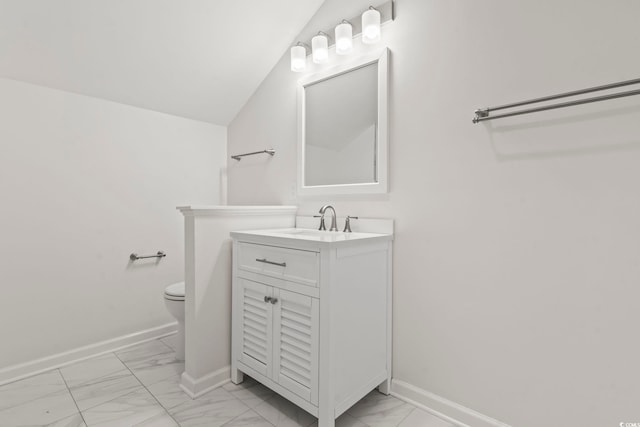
left=231, top=148, right=275, bottom=161
left=473, top=77, right=640, bottom=124
left=256, top=258, right=287, bottom=267
left=343, top=216, right=359, bottom=233
left=313, top=215, right=326, bottom=231
left=319, top=205, right=338, bottom=231
left=129, top=251, right=166, bottom=261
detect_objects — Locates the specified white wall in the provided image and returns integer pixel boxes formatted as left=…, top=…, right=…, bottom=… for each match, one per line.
left=0, top=78, right=226, bottom=374
left=227, top=1, right=640, bottom=426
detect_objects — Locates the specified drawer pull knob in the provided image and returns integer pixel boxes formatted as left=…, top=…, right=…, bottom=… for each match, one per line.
left=264, top=296, right=272, bottom=303
left=270, top=298, right=278, bottom=304
left=256, top=258, right=287, bottom=268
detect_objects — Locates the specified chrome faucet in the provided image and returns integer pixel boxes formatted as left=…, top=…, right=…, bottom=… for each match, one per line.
left=318, top=205, right=338, bottom=231
left=314, top=214, right=326, bottom=230
left=343, top=216, right=358, bottom=233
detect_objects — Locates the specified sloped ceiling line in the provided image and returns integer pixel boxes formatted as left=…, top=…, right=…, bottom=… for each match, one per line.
left=0, top=0, right=326, bottom=125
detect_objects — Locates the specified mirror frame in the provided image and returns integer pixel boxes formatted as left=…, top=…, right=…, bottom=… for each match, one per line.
left=297, top=48, right=389, bottom=196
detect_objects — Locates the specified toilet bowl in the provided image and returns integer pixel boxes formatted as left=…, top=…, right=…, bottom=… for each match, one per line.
left=164, top=281, right=185, bottom=361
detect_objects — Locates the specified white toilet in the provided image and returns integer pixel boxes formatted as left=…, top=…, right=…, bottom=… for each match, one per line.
left=164, top=282, right=185, bottom=361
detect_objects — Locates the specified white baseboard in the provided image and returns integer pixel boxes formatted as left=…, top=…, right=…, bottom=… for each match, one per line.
left=391, top=379, right=512, bottom=427
left=180, top=366, right=230, bottom=398
left=0, top=322, right=178, bottom=386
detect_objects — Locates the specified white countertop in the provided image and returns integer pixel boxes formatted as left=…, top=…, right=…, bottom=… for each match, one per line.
left=230, top=227, right=393, bottom=245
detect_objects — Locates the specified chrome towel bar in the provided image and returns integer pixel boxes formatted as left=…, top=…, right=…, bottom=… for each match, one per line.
left=130, top=251, right=166, bottom=261
left=231, top=148, right=275, bottom=161
left=473, top=77, right=640, bottom=123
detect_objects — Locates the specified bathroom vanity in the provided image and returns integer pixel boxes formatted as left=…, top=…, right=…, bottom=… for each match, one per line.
left=230, top=224, right=393, bottom=427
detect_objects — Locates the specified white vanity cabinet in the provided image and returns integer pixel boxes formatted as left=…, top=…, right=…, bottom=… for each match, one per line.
left=230, top=227, right=393, bottom=427
left=235, top=275, right=320, bottom=405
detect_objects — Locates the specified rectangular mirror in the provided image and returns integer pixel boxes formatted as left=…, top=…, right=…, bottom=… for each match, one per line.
left=297, top=48, right=389, bottom=196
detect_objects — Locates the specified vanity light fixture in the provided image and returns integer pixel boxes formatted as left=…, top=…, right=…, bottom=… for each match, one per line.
left=311, top=31, right=329, bottom=64
left=335, top=20, right=353, bottom=55
left=290, top=42, right=308, bottom=72
left=361, top=6, right=381, bottom=44
left=288, top=1, right=393, bottom=73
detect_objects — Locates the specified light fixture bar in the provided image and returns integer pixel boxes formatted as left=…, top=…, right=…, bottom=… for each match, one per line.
left=298, top=0, right=394, bottom=55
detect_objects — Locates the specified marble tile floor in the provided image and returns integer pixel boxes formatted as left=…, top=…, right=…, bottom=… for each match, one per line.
left=0, top=336, right=455, bottom=427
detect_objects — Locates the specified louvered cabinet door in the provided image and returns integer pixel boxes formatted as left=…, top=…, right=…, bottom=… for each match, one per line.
left=272, top=288, right=319, bottom=405
left=238, top=279, right=273, bottom=377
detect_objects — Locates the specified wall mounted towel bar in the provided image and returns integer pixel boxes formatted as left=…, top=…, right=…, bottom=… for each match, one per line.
left=231, top=148, right=275, bottom=161
left=473, top=77, right=640, bottom=123
left=130, top=251, right=166, bottom=261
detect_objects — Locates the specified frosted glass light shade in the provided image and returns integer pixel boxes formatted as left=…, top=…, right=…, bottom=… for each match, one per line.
left=312, top=34, right=329, bottom=64
left=290, top=45, right=307, bottom=72
left=362, top=8, right=381, bottom=44
left=335, top=21, right=353, bottom=55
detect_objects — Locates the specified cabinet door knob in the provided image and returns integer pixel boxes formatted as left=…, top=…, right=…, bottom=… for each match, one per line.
left=270, top=298, right=278, bottom=304
left=264, top=296, right=272, bottom=303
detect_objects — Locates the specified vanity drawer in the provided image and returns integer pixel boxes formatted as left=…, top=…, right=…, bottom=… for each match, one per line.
left=237, top=242, right=319, bottom=287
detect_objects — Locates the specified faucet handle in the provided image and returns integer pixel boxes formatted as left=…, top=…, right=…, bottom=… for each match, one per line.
left=313, top=215, right=326, bottom=231
left=343, top=216, right=359, bottom=233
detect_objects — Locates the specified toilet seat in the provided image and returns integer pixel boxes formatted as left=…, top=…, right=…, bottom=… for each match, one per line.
left=164, top=282, right=185, bottom=301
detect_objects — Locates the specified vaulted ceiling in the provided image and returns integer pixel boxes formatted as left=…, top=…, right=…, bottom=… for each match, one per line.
left=0, top=0, right=325, bottom=125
